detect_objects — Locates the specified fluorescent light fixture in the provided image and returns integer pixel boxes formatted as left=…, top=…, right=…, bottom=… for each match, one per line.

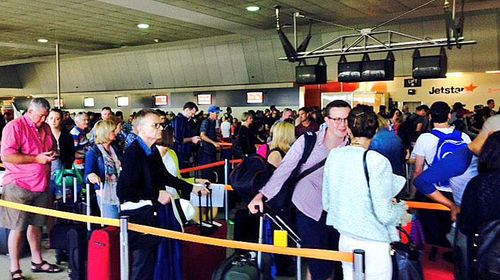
left=485, top=70, right=500, bottom=74
left=83, top=97, right=94, bottom=107
left=246, top=5, right=260, bottom=12
left=37, top=38, right=48, bottom=43
left=137, top=23, right=150, bottom=29
left=116, top=96, right=129, bottom=107
left=446, top=72, right=462, bottom=77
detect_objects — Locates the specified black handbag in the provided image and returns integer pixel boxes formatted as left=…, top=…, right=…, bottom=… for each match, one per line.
left=362, top=150, right=423, bottom=280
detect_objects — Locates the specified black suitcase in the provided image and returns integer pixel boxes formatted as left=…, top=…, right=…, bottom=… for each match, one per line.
left=67, top=227, right=87, bottom=280
left=50, top=183, right=92, bottom=279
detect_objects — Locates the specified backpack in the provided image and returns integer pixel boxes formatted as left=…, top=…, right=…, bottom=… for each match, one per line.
left=474, top=219, right=500, bottom=279
left=265, top=132, right=322, bottom=225
left=397, top=114, right=419, bottom=147
left=428, top=129, right=468, bottom=187
left=229, top=145, right=285, bottom=204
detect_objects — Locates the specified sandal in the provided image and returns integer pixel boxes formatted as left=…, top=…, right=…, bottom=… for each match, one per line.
left=31, top=260, right=63, bottom=273
left=10, top=269, right=25, bottom=280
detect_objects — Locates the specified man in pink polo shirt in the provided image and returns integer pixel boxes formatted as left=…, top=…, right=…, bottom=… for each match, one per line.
left=0, top=98, right=62, bottom=279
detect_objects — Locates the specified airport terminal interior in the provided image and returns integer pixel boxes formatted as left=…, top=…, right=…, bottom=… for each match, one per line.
left=0, top=0, right=499, bottom=279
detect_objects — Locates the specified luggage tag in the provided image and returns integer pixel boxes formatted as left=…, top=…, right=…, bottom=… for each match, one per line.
left=273, top=230, right=288, bottom=247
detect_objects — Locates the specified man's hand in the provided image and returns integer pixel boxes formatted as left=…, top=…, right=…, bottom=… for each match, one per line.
left=191, top=136, right=201, bottom=144
left=158, top=190, right=172, bottom=205
left=248, top=193, right=264, bottom=214
left=450, top=204, right=461, bottom=222
left=35, top=151, right=56, bottom=164
left=213, top=142, right=220, bottom=149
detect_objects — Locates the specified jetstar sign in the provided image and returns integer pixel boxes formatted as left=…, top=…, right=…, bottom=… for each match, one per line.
left=428, top=83, right=478, bottom=94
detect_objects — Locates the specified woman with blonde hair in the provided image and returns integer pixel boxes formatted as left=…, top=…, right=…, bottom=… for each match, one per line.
left=85, top=120, right=122, bottom=218
left=266, top=121, right=295, bottom=167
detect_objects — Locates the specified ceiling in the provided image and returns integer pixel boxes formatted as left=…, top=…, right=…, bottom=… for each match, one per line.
left=0, top=0, right=498, bottom=64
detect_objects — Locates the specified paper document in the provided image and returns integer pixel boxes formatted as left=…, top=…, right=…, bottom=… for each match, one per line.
left=190, top=183, right=225, bottom=207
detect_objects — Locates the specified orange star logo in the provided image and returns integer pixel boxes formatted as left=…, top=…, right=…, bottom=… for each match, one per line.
left=464, top=83, right=478, bottom=92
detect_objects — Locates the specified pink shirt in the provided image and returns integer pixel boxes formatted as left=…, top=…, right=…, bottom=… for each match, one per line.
left=1, top=115, right=55, bottom=192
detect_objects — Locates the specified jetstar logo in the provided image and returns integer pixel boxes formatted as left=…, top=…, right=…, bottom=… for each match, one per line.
left=428, top=83, right=478, bottom=94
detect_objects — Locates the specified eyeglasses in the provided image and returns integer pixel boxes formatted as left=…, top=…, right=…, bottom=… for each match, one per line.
left=150, top=123, right=163, bottom=129
left=326, top=116, right=348, bottom=124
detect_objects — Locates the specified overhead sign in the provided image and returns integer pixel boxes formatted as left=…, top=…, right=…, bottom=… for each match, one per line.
left=404, top=78, right=421, bottom=87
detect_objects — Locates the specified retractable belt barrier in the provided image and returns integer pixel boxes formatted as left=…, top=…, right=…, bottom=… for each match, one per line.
left=179, top=159, right=242, bottom=174
left=0, top=198, right=450, bottom=261
left=0, top=199, right=352, bottom=262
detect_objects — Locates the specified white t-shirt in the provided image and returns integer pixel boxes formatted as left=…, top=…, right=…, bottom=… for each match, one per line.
left=221, top=121, right=231, bottom=138
left=412, top=126, right=471, bottom=191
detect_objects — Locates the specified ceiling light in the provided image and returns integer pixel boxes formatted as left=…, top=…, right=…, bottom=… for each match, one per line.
left=137, top=23, right=150, bottom=29
left=37, top=38, right=48, bottom=43
left=246, top=6, right=260, bottom=12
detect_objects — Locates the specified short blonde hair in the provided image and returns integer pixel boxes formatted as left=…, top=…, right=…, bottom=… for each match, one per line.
left=270, top=121, right=295, bottom=153
left=94, top=120, right=117, bottom=144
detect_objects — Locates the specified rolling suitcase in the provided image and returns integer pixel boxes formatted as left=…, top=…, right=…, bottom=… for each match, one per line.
left=87, top=226, right=120, bottom=280
left=50, top=182, right=92, bottom=279
left=182, top=189, right=227, bottom=280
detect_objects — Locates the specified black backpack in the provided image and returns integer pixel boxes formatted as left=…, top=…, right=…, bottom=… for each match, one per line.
left=398, top=114, right=419, bottom=147
left=265, top=132, right=324, bottom=225
left=474, top=219, right=500, bottom=279
left=229, top=146, right=284, bottom=203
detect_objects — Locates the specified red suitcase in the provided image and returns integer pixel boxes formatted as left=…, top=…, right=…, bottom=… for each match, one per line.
left=87, top=226, right=120, bottom=280
left=182, top=190, right=227, bottom=280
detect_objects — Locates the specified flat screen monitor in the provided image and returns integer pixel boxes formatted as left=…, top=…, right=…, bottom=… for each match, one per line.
left=246, top=92, right=263, bottom=104
left=197, top=94, right=212, bottom=105
left=116, top=96, right=129, bottom=107
left=154, top=95, right=168, bottom=106
left=83, top=97, right=94, bottom=108
left=296, top=65, right=327, bottom=85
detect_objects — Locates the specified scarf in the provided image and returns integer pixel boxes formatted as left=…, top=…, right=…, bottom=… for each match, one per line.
left=97, top=144, right=121, bottom=205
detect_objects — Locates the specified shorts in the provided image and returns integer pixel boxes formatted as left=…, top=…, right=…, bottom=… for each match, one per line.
left=296, top=210, right=342, bottom=280
left=0, top=183, right=51, bottom=230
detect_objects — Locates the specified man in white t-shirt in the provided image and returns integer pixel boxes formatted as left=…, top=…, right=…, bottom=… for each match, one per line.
left=412, top=101, right=471, bottom=256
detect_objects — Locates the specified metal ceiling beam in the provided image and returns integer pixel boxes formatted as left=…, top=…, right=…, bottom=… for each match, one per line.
left=278, top=29, right=477, bottom=60
left=97, top=0, right=262, bottom=36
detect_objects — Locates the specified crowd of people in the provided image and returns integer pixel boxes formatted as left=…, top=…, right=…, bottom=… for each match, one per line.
left=0, top=96, right=498, bottom=280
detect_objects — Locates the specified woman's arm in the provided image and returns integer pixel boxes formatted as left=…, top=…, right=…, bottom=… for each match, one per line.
left=267, top=150, right=283, bottom=168
left=368, top=153, right=407, bottom=225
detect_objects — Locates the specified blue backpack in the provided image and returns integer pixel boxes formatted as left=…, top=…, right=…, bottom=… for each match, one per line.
left=430, top=129, right=468, bottom=187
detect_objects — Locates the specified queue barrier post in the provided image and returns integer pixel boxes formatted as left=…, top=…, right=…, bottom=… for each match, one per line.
left=296, top=243, right=302, bottom=280
left=120, top=215, right=130, bottom=280
left=353, top=249, right=366, bottom=280
left=224, top=158, right=230, bottom=221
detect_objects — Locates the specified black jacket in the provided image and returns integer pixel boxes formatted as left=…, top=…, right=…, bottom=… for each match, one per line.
left=117, top=140, right=193, bottom=206
left=459, top=171, right=500, bottom=236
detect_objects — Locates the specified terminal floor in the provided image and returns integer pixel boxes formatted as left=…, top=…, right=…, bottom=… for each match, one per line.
left=0, top=243, right=454, bottom=280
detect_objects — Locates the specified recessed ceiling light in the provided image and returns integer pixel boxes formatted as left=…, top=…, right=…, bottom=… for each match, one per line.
left=37, top=38, right=48, bottom=43
left=246, top=5, right=260, bottom=12
left=137, top=23, right=150, bottom=29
